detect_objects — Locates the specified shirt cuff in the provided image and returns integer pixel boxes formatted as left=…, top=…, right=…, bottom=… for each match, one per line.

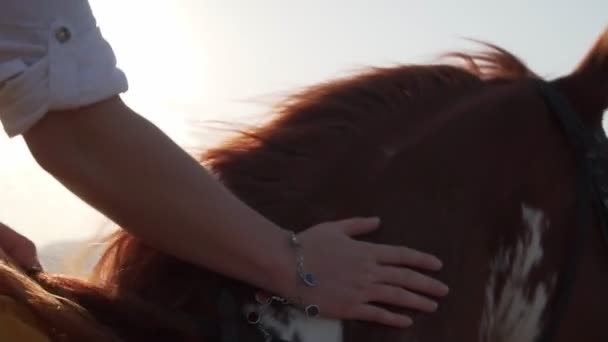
left=0, top=21, right=128, bottom=137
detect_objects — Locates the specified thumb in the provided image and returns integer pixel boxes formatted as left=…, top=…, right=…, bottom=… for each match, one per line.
left=334, top=217, right=381, bottom=236
left=9, top=245, right=42, bottom=272
left=0, top=223, right=42, bottom=272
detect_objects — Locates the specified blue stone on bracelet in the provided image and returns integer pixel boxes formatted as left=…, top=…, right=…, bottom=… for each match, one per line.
left=302, top=272, right=317, bottom=287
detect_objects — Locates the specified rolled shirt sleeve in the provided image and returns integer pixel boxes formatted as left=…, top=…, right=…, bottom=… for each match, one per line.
left=0, top=0, right=128, bottom=137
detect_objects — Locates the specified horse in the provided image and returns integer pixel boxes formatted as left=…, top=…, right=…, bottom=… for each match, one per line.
left=0, top=26, right=607, bottom=342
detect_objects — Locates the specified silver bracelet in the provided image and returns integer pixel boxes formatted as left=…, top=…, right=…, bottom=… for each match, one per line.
left=288, top=230, right=320, bottom=318
left=247, top=230, right=320, bottom=329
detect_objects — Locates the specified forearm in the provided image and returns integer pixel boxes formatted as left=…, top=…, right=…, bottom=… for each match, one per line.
left=0, top=0, right=290, bottom=293
left=23, top=96, right=292, bottom=293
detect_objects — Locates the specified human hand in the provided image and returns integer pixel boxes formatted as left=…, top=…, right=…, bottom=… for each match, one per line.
left=0, top=222, right=42, bottom=272
left=283, top=217, right=448, bottom=328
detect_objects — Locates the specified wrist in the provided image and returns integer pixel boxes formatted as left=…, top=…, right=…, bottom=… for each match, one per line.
left=255, top=229, right=321, bottom=318
left=257, top=228, right=296, bottom=298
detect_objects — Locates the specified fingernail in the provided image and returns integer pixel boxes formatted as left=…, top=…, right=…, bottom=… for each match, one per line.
left=26, top=264, right=43, bottom=276
left=403, top=317, right=414, bottom=327
left=430, top=301, right=438, bottom=311
left=426, top=261, right=442, bottom=272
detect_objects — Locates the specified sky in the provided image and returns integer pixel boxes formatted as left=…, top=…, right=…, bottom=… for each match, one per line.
left=0, top=0, right=606, bottom=254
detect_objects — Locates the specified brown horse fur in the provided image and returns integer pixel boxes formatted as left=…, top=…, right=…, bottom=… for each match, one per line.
left=1, top=26, right=607, bottom=341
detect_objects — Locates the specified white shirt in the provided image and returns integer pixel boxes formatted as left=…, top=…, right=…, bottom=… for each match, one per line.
left=0, top=0, right=128, bottom=137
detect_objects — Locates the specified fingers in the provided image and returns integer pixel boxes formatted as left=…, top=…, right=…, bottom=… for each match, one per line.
left=309, top=216, right=450, bottom=328
left=378, top=266, right=449, bottom=297
left=373, top=244, right=443, bottom=271
left=351, top=304, right=413, bottom=328
left=368, top=284, right=438, bottom=313
left=0, top=222, right=42, bottom=271
left=9, top=241, right=42, bottom=271
left=330, top=217, right=381, bottom=236
left=328, top=217, right=444, bottom=271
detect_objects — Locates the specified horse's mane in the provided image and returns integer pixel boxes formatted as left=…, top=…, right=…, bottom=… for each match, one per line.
left=444, top=41, right=537, bottom=80
left=201, top=43, right=536, bottom=221
left=0, top=260, right=203, bottom=341
left=0, top=43, right=537, bottom=341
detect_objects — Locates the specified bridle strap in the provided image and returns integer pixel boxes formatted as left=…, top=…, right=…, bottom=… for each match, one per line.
left=535, top=79, right=605, bottom=342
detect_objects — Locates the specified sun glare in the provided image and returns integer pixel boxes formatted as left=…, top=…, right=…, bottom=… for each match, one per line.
left=90, top=0, right=207, bottom=143
left=1, top=0, right=210, bottom=251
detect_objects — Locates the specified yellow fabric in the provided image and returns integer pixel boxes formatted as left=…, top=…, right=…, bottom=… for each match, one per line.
left=0, top=295, right=50, bottom=342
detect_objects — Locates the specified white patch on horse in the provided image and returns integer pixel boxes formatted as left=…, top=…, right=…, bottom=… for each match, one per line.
left=242, top=304, right=342, bottom=342
left=478, top=204, right=555, bottom=342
